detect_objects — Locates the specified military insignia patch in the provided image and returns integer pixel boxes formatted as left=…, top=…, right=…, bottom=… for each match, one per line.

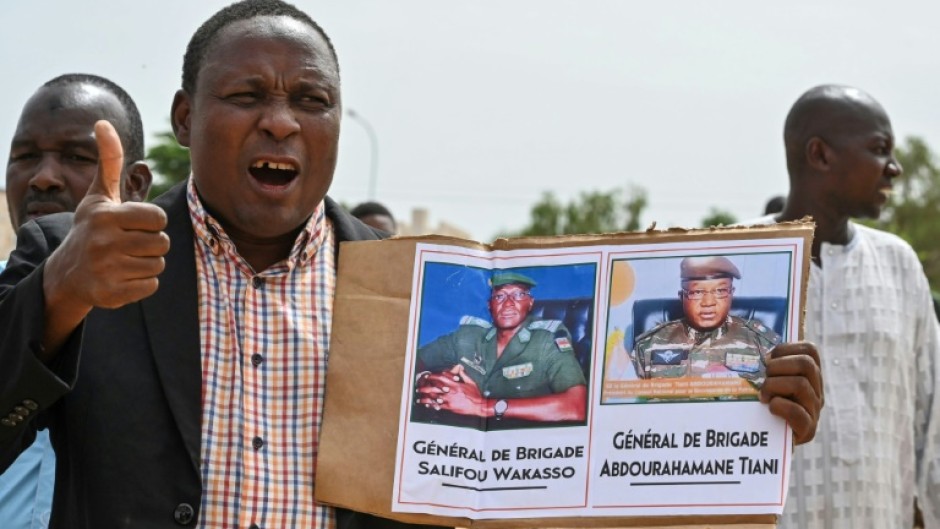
left=725, top=353, right=760, bottom=373
left=460, top=356, right=487, bottom=375
left=554, top=336, right=573, bottom=352
left=651, top=350, right=685, bottom=365
left=502, top=362, right=533, bottom=379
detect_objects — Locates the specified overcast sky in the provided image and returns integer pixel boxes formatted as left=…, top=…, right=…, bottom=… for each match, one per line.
left=2, top=1, right=938, bottom=241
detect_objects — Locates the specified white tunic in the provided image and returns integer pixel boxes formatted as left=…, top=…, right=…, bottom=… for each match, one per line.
left=775, top=222, right=940, bottom=529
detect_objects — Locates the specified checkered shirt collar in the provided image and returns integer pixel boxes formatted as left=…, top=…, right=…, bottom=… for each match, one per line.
left=185, top=177, right=327, bottom=271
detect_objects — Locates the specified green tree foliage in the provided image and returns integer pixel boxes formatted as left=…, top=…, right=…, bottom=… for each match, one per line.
left=512, top=186, right=648, bottom=236
left=866, top=136, right=940, bottom=288
left=700, top=208, right=737, bottom=227
left=146, top=131, right=190, bottom=200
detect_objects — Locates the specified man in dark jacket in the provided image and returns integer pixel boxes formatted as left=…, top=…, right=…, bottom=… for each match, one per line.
left=0, top=72, right=152, bottom=529
left=0, top=1, right=446, bottom=528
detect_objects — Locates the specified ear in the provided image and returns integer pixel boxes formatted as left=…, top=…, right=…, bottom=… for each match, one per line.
left=122, top=161, right=154, bottom=202
left=805, top=136, right=833, bottom=172
left=171, top=89, right=193, bottom=147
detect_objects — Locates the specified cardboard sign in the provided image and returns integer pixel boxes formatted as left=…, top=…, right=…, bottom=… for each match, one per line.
left=316, top=223, right=813, bottom=528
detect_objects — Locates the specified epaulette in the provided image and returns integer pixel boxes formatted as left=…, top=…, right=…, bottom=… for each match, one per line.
left=634, top=319, right=679, bottom=343
left=742, top=318, right=779, bottom=342
left=459, top=315, right=492, bottom=329
left=527, top=319, right=562, bottom=333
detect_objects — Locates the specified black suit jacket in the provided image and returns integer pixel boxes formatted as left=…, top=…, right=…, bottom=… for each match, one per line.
left=0, top=184, right=443, bottom=529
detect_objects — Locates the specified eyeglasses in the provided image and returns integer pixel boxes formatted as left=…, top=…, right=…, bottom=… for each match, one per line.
left=682, top=287, right=733, bottom=300
left=491, top=291, right=531, bottom=303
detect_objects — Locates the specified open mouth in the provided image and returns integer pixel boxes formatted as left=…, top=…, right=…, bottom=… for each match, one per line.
left=249, top=160, right=299, bottom=187
left=876, top=186, right=893, bottom=203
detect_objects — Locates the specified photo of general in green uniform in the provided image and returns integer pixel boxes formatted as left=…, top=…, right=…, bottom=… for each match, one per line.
left=630, top=256, right=780, bottom=388
left=415, top=271, right=589, bottom=429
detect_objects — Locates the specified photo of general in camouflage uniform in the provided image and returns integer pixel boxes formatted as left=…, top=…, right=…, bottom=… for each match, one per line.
left=630, top=256, right=780, bottom=388
left=414, top=270, right=591, bottom=430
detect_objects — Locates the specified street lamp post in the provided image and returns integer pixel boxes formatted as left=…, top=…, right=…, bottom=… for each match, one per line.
left=345, top=108, right=379, bottom=200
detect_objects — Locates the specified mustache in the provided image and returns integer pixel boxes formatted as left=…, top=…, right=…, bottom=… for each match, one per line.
left=22, top=190, right=74, bottom=208
left=18, top=190, right=76, bottom=222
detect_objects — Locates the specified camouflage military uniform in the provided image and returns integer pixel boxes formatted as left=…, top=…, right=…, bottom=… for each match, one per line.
left=417, top=316, right=586, bottom=399
left=631, top=316, right=779, bottom=386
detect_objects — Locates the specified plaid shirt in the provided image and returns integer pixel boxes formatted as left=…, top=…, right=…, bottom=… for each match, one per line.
left=187, top=179, right=337, bottom=529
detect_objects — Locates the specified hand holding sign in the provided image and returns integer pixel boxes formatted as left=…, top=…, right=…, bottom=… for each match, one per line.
left=41, top=120, right=170, bottom=356
left=760, top=341, right=824, bottom=445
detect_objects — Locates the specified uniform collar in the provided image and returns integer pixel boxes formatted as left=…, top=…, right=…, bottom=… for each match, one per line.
left=683, top=316, right=730, bottom=341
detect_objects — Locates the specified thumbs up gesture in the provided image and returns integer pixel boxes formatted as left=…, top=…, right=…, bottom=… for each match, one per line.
left=41, top=121, right=170, bottom=353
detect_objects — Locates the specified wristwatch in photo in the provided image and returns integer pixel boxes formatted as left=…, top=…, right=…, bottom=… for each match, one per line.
left=493, top=399, right=508, bottom=420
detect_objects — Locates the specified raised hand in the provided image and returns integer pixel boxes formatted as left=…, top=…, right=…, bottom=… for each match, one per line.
left=40, top=120, right=170, bottom=355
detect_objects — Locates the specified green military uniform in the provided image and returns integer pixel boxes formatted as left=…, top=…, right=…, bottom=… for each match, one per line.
left=631, top=316, right=779, bottom=386
left=417, top=316, right=586, bottom=399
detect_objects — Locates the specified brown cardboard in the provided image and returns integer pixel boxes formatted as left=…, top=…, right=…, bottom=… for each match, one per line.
left=316, top=223, right=814, bottom=528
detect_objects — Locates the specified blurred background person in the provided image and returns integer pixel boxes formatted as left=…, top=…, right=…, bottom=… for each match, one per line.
left=762, top=195, right=785, bottom=216
left=350, top=200, right=396, bottom=234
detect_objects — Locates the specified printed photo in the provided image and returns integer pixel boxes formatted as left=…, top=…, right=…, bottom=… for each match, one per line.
left=410, top=262, right=597, bottom=430
left=601, top=252, right=793, bottom=404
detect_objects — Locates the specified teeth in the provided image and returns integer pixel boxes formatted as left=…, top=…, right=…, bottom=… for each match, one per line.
left=251, top=160, right=297, bottom=171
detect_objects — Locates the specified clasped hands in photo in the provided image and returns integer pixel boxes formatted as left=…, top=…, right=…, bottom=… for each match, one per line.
left=415, top=365, right=488, bottom=418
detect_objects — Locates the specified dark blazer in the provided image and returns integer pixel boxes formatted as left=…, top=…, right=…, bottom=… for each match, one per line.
left=0, top=184, right=443, bottom=529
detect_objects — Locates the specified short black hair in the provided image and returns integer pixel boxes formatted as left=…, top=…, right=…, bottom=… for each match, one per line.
left=783, top=84, right=884, bottom=177
left=182, top=0, right=338, bottom=95
left=350, top=201, right=395, bottom=221
left=42, top=73, right=145, bottom=163
left=763, top=195, right=785, bottom=216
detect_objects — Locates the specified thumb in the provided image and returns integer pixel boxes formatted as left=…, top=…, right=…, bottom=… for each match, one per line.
left=89, top=120, right=125, bottom=202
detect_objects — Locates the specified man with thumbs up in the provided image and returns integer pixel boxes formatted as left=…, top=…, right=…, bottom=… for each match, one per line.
left=0, top=1, right=442, bottom=529
left=0, top=73, right=151, bottom=529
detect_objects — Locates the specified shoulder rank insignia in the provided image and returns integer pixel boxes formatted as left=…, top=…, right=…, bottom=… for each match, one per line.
left=459, top=315, right=492, bottom=328
left=635, top=319, right=675, bottom=343
left=528, top=319, right=562, bottom=333
left=742, top=318, right=780, bottom=343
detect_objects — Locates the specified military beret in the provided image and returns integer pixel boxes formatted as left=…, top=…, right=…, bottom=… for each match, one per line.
left=490, top=271, right=537, bottom=288
left=679, top=256, right=741, bottom=281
